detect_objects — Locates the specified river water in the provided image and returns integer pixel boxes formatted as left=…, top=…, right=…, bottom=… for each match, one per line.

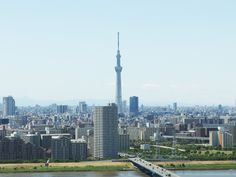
left=0, top=170, right=235, bottom=177
left=0, top=171, right=148, bottom=177
left=175, top=170, right=236, bottom=177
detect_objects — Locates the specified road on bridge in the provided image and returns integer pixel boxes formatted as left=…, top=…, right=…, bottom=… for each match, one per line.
left=129, top=157, right=180, bottom=177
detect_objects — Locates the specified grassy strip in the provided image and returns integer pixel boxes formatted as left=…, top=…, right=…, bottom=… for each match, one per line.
left=164, top=163, right=236, bottom=170
left=0, top=165, right=133, bottom=173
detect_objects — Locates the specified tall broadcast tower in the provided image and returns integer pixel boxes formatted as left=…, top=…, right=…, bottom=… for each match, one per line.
left=115, top=32, right=123, bottom=113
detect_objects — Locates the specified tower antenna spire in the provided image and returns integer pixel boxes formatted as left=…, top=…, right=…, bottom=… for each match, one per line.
left=118, top=32, right=119, bottom=50
left=115, top=32, right=123, bottom=114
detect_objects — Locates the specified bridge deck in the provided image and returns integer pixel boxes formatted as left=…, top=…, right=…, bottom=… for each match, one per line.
left=129, top=157, right=179, bottom=177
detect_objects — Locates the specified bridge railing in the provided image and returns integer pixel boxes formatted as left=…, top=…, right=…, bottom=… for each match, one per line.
left=129, top=157, right=180, bottom=177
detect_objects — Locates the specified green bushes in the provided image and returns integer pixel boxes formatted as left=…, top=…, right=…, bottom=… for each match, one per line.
left=0, top=165, right=132, bottom=173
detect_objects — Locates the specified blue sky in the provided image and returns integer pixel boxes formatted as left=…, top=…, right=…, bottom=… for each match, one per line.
left=0, top=0, right=236, bottom=106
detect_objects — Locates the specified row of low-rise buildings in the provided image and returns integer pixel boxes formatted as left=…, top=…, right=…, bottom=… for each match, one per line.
left=119, top=127, right=158, bottom=142
left=0, top=132, right=45, bottom=161
left=51, top=136, right=87, bottom=161
left=21, top=132, right=88, bottom=161
left=0, top=131, right=88, bottom=161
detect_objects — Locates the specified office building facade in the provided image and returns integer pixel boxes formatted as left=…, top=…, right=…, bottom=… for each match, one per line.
left=70, top=139, right=87, bottom=161
left=118, top=134, right=130, bottom=152
left=51, top=136, right=71, bottom=160
left=229, top=125, right=236, bottom=146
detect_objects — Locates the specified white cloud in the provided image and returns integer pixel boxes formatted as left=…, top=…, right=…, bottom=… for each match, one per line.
left=142, top=83, right=161, bottom=90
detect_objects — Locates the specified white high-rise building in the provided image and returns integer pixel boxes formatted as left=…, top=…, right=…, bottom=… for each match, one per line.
left=93, top=103, right=118, bottom=159
left=3, top=96, right=16, bottom=117
left=209, top=131, right=220, bottom=146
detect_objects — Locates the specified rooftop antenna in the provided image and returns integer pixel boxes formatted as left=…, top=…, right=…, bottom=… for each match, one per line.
left=117, top=32, right=120, bottom=51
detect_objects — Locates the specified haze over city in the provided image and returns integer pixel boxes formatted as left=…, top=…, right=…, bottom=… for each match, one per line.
left=1, top=0, right=236, bottom=106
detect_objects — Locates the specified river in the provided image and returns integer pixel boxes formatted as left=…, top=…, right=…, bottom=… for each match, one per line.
left=175, top=170, right=236, bottom=177
left=0, top=170, right=235, bottom=177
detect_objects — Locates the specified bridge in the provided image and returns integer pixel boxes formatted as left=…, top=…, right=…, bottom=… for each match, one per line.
left=129, top=157, right=179, bottom=177
left=163, top=135, right=209, bottom=141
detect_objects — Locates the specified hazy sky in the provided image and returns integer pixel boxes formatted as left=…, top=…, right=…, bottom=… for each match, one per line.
left=0, top=1, right=236, bottom=106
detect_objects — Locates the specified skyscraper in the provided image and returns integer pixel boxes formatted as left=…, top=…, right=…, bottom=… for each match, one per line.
left=79, top=101, right=87, bottom=113
left=115, top=32, right=123, bottom=114
left=93, top=103, right=118, bottom=159
left=56, top=105, right=68, bottom=114
left=129, top=96, right=139, bottom=115
left=173, top=102, right=177, bottom=111
left=2, top=96, right=16, bottom=117
left=229, top=125, right=236, bottom=146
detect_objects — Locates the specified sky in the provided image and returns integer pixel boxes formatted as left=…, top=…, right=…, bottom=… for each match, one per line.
left=0, top=0, right=236, bottom=106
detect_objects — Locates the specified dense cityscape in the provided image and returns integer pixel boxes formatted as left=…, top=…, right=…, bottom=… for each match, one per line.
left=0, top=34, right=235, bottom=167
left=1, top=96, right=236, bottom=162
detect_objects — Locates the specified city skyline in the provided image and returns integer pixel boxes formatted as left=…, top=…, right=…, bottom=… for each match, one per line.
left=1, top=1, right=236, bottom=106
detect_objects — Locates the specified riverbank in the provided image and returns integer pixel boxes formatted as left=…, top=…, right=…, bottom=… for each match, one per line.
left=168, top=163, right=236, bottom=170
left=0, top=161, right=133, bottom=173
left=155, top=160, right=236, bottom=170
left=0, top=160, right=236, bottom=173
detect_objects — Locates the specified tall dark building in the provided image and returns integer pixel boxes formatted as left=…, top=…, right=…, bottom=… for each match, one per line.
left=173, top=102, right=177, bottom=111
left=229, top=125, right=236, bottom=146
left=0, top=126, right=6, bottom=140
left=78, top=102, right=87, bottom=113
left=129, top=96, right=139, bottom=115
left=56, top=105, right=68, bottom=114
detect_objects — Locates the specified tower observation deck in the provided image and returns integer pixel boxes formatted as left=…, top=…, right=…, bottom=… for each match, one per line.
left=115, top=32, right=123, bottom=113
